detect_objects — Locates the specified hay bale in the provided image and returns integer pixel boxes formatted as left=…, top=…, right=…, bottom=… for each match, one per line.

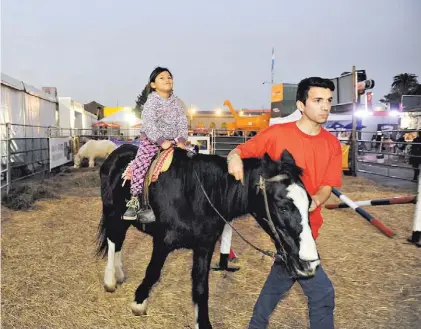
left=2, top=184, right=59, bottom=210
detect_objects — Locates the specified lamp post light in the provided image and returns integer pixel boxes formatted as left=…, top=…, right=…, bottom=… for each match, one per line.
left=189, top=106, right=196, bottom=130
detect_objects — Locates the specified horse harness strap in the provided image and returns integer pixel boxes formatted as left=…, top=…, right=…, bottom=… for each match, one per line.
left=193, top=169, right=281, bottom=259
left=257, top=176, right=287, bottom=262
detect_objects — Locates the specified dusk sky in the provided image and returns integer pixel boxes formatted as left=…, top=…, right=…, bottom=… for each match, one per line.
left=2, top=0, right=420, bottom=110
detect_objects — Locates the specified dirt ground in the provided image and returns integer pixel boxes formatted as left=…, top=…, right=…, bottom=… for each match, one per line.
left=1, top=168, right=420, bottom=329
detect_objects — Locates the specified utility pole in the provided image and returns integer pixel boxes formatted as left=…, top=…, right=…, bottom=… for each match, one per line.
left=271, top=46, right=275, bottom=84
left=351, top=66, right=358, bottom=177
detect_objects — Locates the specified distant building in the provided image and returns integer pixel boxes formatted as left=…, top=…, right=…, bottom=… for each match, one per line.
left=84, top=101, right=105, bottom=120
left=189, top=109, right=270, bottom=130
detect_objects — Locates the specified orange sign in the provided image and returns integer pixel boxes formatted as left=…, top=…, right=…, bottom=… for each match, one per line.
left=271, top=84, right=284, bottom=103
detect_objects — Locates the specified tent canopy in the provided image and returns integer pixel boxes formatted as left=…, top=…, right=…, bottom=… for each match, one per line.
left=344, top=122, right=366, bottom=130
left=269, top=109, right=302, bottom=126
left=91, top=122, right=120, bottom=128
left=327, top=121, right=345, bottom=129
left=100, top=110, right=142, bottom=126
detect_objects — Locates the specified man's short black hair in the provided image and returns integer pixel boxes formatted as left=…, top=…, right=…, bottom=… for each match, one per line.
left=296, top=77, right=335, bottom=104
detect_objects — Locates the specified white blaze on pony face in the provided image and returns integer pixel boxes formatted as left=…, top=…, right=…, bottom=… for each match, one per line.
left=286, top=183, right=319, bottom=263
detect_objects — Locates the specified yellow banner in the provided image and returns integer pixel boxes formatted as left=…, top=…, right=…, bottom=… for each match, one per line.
left=271, top=84, right=283, bottom=103
left=341, top=144, right=350, bottom=171
left=104, top=107, right=125, bottom=117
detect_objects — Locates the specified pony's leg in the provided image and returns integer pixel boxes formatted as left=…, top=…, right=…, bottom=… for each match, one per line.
left=114, top=249, right=125, bottom=284
left=192, top=248, right=214, bottom=329
left=131, top=241, right=170, bottom=315
left=104, top=238, right=118, bottom=292
left=104, top=220, right=131, bottom=292
left=89, top=157, right=95, bottom=168
left=73, top=154, right=81, bottom=168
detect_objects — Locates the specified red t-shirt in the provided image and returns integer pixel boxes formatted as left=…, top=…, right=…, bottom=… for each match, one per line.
left=236, top=122, right=342, bottom=239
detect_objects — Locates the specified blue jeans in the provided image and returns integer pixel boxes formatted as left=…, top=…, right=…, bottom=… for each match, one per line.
left=248, top=263, right=335, bottom=329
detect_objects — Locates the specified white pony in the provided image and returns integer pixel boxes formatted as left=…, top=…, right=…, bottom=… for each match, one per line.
left=74, top=140, right=117, bottom=168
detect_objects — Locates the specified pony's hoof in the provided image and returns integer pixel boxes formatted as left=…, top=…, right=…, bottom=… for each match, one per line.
left=131, top=299, right=148, bottom=316
left=116, top=274, right=126, bottom=285
left=103, top=280, right=117, bottom=292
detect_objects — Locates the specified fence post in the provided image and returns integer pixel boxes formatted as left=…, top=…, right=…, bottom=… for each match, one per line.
left=351, top=65, right=358, bottom=177
left=211, top=129, right=215, bottom=155
left=6, top=123, right=12, bottom=195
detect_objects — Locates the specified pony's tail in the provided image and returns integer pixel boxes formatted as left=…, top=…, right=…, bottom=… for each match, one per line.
left=95, top=213, right=108, bottom=258
left=95, top=166, right=113, bottom=258
left=94, top=144, right=136, bottom=258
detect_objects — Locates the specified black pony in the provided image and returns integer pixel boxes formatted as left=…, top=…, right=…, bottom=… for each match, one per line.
left=96, top=144, right=320, bottom=329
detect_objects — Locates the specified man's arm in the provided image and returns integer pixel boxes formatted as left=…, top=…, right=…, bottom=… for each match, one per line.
left=227, top=148, right=244, bottom=183
left=227, top=126, right=277, bottom=184
left=310, top=139, right=343, bottom=211
left=309, top=186, right=332, bottom=211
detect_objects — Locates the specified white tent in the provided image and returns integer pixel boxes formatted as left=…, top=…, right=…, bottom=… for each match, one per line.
left=269, top=109, right=302, bottom=126
left=100, top=110, right=143, bottom=126
left=98, top=110, right=143, bottom=137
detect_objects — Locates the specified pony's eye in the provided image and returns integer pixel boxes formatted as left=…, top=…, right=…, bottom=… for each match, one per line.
left=279, top=207, right=287, bottom=213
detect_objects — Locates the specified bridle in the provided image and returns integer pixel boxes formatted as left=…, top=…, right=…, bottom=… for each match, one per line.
left=257, top=174, right=320, bottom=264
left=193, top=169, right=291, bottom=260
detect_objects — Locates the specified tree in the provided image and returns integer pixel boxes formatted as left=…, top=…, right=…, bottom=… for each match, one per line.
left=381, top=73, right=421, bottom=107
left=134, top=84, right=149, bottom=118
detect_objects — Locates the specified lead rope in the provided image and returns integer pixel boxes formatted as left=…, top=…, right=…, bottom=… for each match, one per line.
left=193, top=169, right=277, bottom=259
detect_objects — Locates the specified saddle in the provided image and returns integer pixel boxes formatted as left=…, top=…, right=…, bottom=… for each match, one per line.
left=141, top=147, right=174, bottom=209
left=121, top=147, right=174, bottom=187
left=146, top=147, right=174, bottom=186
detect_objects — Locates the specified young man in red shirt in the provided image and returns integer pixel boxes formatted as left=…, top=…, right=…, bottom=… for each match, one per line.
left=227, top=77, right=342, bottom=329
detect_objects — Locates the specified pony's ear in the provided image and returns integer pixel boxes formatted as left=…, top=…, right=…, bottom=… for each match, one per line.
left=262, top=153, right=273, bottom=165
left=279, top=149, right=296, bottom=167
left=262, top=153, right=278, bottom=177
left=278, top=149, right=303, bottom=179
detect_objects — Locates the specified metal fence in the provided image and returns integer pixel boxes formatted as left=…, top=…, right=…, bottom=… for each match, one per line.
left=211, top=129, right=255, bottom=157
left=1, top=123, right=50, bottom=194
left=0, top=124, right=133, bottom=195
left=326, top=128, right=421, bottom=183
left=2, top=123, right=420, bottom=196
left=355, top=129, right=421, bottom=182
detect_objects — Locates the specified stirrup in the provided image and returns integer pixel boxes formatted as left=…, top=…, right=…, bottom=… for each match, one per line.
left=137, top=207, right=156, bottom=224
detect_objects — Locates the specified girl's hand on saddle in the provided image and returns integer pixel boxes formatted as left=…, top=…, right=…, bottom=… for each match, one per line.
left=176, top=142, right=186, bottom=150
left=161, top=140, right=173, bottom=150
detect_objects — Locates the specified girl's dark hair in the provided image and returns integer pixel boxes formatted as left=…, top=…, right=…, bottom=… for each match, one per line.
left=146, top=67, right=173, bottom=95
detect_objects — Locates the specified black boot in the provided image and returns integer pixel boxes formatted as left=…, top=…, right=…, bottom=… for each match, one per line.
left=408, top=231, right=421, bottom=247
left=211, top=253, right=240, bottom=272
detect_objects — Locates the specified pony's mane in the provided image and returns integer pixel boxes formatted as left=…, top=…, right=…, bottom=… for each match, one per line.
left=168, top=149, right=262, bottom=219
left=167, top=149, right=303, bottom=219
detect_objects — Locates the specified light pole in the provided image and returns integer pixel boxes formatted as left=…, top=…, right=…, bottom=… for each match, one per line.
left=189, top=105, right=196, bottom=130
